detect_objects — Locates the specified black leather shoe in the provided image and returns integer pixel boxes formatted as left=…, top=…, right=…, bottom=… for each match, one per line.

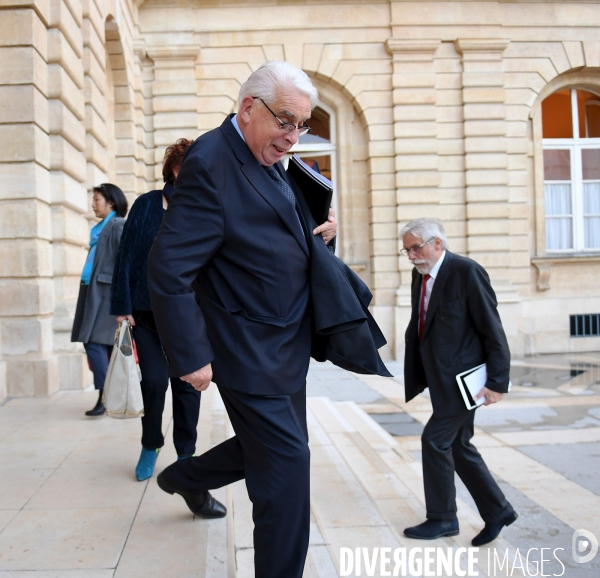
left=157, top=471, right=227, bottom=519
left=85, top=391, right=105, bottom=417
left=472, top=510, right=518, bottom=546
left=404, top=518, right=459, bottom=540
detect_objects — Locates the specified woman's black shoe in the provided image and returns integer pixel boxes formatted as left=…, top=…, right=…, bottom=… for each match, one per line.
left=85, top=390, right=106, bottom=416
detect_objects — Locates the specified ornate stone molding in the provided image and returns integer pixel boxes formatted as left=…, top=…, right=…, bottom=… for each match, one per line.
left=385, top=38, right=441, bottom=55
left=454, top=38, right=510, bottom=55
left=132, top=39, right=147, bottom=61
left=532, top=254, right=600, bottom=291
left=146, top=44, right=201, bottom=61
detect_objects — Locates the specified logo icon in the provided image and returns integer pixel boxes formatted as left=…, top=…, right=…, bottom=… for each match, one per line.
left=572, top=529, right=598, bottom=564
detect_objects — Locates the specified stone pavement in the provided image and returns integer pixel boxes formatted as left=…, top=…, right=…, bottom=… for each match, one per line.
left=0, top=353, right=599, bottom=577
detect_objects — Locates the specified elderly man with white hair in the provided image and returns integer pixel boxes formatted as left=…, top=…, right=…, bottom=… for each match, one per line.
left=147, top=61, right=338, bottom=577
left=400, top=218, right=518, bottom=546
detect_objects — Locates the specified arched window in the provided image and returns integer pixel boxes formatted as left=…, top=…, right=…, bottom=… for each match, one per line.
left=289, top=104, right=337, bottom=218
left=542, top=88, right=600, bottom=251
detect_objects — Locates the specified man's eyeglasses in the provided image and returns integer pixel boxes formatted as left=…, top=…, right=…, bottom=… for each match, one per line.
left=253, top=97, right=311, bottom=137
left=399, top=238, right=435, bottom=256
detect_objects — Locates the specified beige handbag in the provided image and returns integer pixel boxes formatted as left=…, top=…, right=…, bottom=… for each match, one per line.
left=103, top=320, right=144, bottom=418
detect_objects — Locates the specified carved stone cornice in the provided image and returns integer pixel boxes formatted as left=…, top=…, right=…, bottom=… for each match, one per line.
left=385, top=38, right=441, bottom=56
left=454, top=38, right=510, bottom=55
left=146, top=44, right=201, bottom=61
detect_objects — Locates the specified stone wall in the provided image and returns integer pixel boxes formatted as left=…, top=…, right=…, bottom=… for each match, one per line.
left=1, top=0, right=599, bottom=399
left=0, top=0, right=148, bottom=398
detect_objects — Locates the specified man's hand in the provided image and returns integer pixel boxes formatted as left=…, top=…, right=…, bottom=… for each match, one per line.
left=181, top=363, right=213, bottom=392
left=312, top=208, right=337, bottom=245
left=474, top=387, right=503, bottom=406
left=116, top=314, right=135, bottom=326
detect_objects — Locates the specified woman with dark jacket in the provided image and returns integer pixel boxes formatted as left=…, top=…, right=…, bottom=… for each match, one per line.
left=110, top=140, right=224, bottom=519
left=72, top=183, right=128, bottom=416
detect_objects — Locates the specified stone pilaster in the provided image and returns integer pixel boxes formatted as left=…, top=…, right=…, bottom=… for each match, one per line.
left=147, top=42, right=201, bottom=187
left=48, top=0, right=91, bottom=390
left=0, top=4, right=58, bottom=396
left=455, top=39, right=511, bottom=278
left=386, top=38, right=440, bottom=360
left=456, top=39, right=523, bottom=354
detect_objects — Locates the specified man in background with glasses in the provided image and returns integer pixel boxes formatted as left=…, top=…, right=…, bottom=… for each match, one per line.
left=400, top=218, right=518, bottom=546
left=148, top=61, right=336, bottom=578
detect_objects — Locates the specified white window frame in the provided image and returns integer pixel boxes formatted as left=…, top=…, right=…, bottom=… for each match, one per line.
left=543, top=89, right=600, bottom=253
left=287, top=101, right=338, bottom=219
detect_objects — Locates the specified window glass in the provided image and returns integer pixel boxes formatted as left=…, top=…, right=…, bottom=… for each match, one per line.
left=586, top=102, right=600, bottom=138
left=545, top=184, right=572, bottom=215
left=299, top=155, right=332, bottom=181
left=583, top=183, right=600, bottom=248
left=299, top=107, right=330, bottom=145
left=542, top=90, right=572, bottom=138
left=545, top=183, right=573, bottom=249
left=543, top=149, right=571, bottom=180
left=577, top=90, right=600, bottom=138
left=582, top=149, right=600, bottom=179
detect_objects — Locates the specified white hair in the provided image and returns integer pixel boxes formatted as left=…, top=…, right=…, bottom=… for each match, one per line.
left=238, top=61, right=319, bottom=110
left=400, top=218, right=449, bottom=250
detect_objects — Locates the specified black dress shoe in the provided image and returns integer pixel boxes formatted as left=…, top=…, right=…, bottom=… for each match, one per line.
left=472, top=510, right=518, bottom=546
left=85, top=391, right=105, bottom=417
left=404, top=518, right=459, bottom=540
left=157, top=471, right=227, bottom=519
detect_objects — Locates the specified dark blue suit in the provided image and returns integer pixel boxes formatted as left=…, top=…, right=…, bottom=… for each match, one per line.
left=148, top=116, right=314, bottom=577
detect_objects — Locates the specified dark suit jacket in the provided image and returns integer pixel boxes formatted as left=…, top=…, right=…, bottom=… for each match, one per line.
left=148, top=115, right=391, bottom=394
left=404, top=251, right=510, bottom=417
left=148, top=116, right=313, bottom=395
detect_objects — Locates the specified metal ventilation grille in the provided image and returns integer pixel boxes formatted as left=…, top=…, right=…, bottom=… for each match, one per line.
left=570, top=314, right=600, bottom=337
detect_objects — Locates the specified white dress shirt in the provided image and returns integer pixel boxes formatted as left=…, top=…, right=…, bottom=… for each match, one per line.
left=231, top=114, right=244, bottom=141
left=421, top=250, right=446, bottom=315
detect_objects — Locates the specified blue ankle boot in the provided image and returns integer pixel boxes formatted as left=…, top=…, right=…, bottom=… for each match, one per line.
left=136, top=447, right=159, bottom=481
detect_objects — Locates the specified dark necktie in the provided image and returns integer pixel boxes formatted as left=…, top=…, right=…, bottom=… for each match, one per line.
left=263, top=164, right=296, bottom=207
left=419, top=274, right=431, bottom=342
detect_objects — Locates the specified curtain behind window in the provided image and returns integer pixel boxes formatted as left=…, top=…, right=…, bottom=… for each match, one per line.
left=584, top=182, right=600, bottom=248
left=545, top=183, right=573, bottom=249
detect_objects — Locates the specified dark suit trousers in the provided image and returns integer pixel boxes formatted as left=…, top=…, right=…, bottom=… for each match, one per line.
left=160, top=383, right=310, bottom=578
left=422, top=409, right=514, bottom=523
left=133, top=323, right=200, bottom=456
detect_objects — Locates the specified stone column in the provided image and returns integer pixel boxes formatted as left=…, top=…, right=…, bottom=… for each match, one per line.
left=0, top=4, right=56, bottom=396
left=147, top=43, right=201, bottom=188
left=386, top=38, right=440, bottom=360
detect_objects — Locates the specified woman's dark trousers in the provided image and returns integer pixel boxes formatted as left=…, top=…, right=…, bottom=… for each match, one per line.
left=83, top=342, right=112, bottom=390
left=133, top=322, right=200, bottom=456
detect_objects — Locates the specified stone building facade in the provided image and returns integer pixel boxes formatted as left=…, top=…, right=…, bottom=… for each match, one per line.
left=1, top=0, right=599, bottom=401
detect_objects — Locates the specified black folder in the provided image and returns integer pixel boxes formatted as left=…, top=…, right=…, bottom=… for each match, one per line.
left=287, top=154, right=333, bottom=225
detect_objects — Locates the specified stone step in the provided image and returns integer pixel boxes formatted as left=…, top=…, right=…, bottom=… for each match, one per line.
left=307, top=397, right=527, bottom=577
left=114, top=385, right=230, bottom=578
